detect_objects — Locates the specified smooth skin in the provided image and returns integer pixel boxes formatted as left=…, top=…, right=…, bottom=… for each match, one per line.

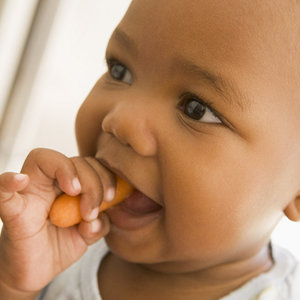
left=1, top=0, right=300, bottom=299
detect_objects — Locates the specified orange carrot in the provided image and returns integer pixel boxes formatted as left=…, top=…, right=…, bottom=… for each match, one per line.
left=49, top=176, right=134, bottom=227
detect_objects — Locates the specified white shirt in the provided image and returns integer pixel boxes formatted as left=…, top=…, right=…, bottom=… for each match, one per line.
left=35, top=240, right=300, bottom=300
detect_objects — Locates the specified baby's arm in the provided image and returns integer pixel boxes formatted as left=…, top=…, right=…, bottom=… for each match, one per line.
left=0, top=149, right=111, bottom=300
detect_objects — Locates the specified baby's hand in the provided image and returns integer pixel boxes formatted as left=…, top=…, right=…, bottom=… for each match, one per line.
left=0, top=149, right=112, bottom=298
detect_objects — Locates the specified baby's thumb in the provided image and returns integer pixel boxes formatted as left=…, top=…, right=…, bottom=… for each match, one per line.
left=0, top=173, right=30, bottom=225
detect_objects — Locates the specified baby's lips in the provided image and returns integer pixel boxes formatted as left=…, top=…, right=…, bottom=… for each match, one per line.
left=49, top=176, right=135, bottom=228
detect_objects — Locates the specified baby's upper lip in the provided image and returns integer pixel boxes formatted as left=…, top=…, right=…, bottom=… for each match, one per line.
left=97, top=156, right=134, bottom=187
left=96, top=156, right=163, bottom=207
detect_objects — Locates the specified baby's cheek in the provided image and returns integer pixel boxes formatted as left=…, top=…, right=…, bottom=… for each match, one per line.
left=162, top=186, right=246, bottom=255
left=76, top=104, right=104, bottom=156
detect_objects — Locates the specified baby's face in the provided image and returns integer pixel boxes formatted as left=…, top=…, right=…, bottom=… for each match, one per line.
left=76, top=0, right=300, bottom=272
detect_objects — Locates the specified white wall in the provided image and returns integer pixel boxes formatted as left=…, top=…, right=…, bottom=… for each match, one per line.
left=2, top=0, right=131, bottom=171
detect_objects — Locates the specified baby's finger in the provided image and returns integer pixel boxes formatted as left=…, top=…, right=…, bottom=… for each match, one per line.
left=77, top=213, right=110, bottom=245
left=0, top=173, right=30, bottom=224
left=21, top=149, right=82, bottom=197
left=70, top=157, right=115, bottom=222
left=84, top=157, right=116, bottom=203
left=70, top=157, right=103, bottom=222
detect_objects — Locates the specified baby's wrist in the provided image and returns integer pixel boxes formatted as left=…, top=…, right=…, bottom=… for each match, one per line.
left=0, top=278, right=40, bottom=300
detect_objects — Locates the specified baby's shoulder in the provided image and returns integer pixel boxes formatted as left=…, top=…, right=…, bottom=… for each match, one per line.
left=267, top=245, right=300, bottom=299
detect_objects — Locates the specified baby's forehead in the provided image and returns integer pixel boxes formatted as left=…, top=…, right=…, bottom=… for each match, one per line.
left=126, top=0, right=299, bottom=48
left=123, top=0, right=300, bottom=88
left=127, top=0, right=300, bottom=41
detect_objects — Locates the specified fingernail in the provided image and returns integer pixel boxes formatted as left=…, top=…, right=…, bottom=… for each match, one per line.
left=91, top=219, right=102, bottom=233
left=72, top=178, right=81, bottom=192
left=106, top=188, right=115, bottom=202
left=90, top=207, right=99, bottom=220
left=15, top=173, right=27, bottom=183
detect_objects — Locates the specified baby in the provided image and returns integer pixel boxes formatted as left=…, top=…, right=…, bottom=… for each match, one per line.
left=0, top=0, right=300, bottom=299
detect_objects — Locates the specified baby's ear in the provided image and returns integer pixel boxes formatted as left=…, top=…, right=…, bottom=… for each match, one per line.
left=284, top=195, right=300, bottom=222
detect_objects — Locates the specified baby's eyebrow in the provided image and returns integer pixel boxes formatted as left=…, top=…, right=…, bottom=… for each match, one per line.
left=173, top=58, right=250, bottom=112
left=109, top=28, right=250, bottom=112
left=109, top=28, right=138, bottom=57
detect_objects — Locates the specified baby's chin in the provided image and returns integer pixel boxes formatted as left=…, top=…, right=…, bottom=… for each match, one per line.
left=103, top=209, right=167, bottom=267
left=103, top=236, right=207, bottom=275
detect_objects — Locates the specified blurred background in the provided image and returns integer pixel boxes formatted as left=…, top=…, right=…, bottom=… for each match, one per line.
left=0, top=0, right=299, bottom=259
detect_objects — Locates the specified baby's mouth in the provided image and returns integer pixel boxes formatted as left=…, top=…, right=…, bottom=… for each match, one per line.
left=95, top=155, right=163, bottom=227
left=105, top=183, right=163, bottom=231
left=121, top=189, right=163, bottom=215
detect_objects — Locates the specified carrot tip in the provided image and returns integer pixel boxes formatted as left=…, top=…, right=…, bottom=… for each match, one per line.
left=49, top=176, right=135, bottom=228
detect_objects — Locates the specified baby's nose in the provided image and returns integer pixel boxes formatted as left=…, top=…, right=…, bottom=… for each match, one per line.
left=101, top=101, right=157, bottom=157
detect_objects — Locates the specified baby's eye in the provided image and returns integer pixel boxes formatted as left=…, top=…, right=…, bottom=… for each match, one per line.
left=108, top=60, right=132, bottom=84
left=179, top=96, right=221, bottom=123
